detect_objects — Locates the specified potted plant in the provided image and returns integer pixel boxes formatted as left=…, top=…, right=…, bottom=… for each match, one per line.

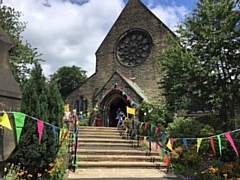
left=95, top=111, right=102, bottom=127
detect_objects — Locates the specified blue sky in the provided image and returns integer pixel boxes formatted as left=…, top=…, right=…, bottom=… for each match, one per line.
left=2, top=0, right=197, bottom=77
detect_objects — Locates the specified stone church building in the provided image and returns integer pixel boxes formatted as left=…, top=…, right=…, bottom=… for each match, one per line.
left=65, top=0, right=174, bottom=126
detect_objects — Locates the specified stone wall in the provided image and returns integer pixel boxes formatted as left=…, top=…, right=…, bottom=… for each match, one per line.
left=95, top=0, right=172, bottom=102
left=66, top=0, right=174, bottom=109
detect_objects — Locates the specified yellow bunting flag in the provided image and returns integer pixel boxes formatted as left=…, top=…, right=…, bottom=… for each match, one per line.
left=59, top=129, right=63, bottom=141
left=80, top=111, right=83, bottom=115
left=197, top=138, right=202, bottom=153
left=64, top=104, right=69, bottom=112
left=126, top=106, right=135, bottom=115
left=0, top=111, right=12, bottom=130
left=125, top=128, right=128, bottom=133
left=144, top=136, right=147, bottom=143
left=166, top=139, right=173, bottom=151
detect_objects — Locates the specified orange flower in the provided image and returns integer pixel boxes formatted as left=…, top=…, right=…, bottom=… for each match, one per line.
left=27, top=174, right=33, bottom=178
left=223, top=174, right=228, bottom=177
left=49, top=162, right=54, bottom=167
left=37, top=173, right=42, bottom=177
left=56, top=161, right=62, bottom=167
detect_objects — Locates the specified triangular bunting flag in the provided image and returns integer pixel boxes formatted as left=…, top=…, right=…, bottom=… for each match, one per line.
left=217, top=135, right=222, bottom=156
left=59, top=129, right=63, bottom=142
left=144, top=136, right=147, bottom=143
left=209, top=136, right=216, bottom=155
left=156, top=143, right=159, bottom=152
left=170, top=138, right=175, bottom=148
left=161, top=133, right=165, bottom=143
left=150, top=124, right=155, bottom=132
left=197, top=138, right=202, bottom=153
left=164, top=155, right=170, bottom=167
left=182, top=138, right=188, bottom=150
left=37, top=120, right=44, bottom=144
left=155, top=127, right=159, bottom=135
left=144, top=122, right=148, bottom=131
left=161, top=148, right=166, bottom=160
left=225, top=132, right=239, bottom=157
left=13, top=112, right=26, bottom=143
left=0, top=111, right=12, bottom=130
left=51, top=125, right=56, bottom=143
left=166, top=139, right=173, bottom=151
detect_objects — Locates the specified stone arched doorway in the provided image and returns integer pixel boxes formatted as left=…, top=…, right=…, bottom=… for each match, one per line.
left=100, top=89, right=131, bottom=127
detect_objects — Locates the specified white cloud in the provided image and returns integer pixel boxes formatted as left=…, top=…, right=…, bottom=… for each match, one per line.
left=2, top=0, right=188, bottom=78
left=150, top=3, right=188, bottom=32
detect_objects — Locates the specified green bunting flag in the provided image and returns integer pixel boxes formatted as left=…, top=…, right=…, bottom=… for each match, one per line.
left=13, top=112, right=26, bottom=143
left=217, top=135, right=222, bottom=156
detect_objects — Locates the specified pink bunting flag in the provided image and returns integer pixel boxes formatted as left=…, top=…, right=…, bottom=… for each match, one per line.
left=37, top=120, right=44, bottom=144
left=170, top=138, right=175, bottom=148
left=155, top=127, right=159, bottom=135
left=225, top=132, right=239, bottom=157
left=155, top=143, right=158, bottom=152
left=131, top=130, right=135, bottom=137
left=126, top=96, right=130, bottom=101
left=118, top=88, right=123, bottom=91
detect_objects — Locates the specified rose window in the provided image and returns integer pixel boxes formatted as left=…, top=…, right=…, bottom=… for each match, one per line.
left=115, top=29, right=153, bottom=67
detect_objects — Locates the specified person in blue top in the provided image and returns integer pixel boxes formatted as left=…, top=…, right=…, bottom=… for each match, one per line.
left=116, top=108, right=125, bottom=127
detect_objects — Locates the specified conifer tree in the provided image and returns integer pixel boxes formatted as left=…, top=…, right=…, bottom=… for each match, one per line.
left=9, top=63, right=59, bottom=177
left=45, top=81, right=64, bottom=159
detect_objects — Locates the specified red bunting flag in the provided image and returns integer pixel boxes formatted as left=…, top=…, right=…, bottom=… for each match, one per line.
left=164, top=155, right=170, bottom=167
left=126, top=96, right=130, bottom=101
left=37, top=120, right=44, bottom=144
left=209, top=137, right=216, bottom=155
left=62, top=130, right=69, bottom=143
left=144, top=122, right=148, bottom=131
left=139, top=136, right=142, bottom=142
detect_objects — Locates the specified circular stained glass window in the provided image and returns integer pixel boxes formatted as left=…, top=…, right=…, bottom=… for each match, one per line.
left=115, top=29, right=153, bottom=67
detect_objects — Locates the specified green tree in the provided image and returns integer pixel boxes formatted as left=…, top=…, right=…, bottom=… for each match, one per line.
left=50, top=65, right=87, bottom=100
left=0, top=5, right=43, bottom=88
left=137, top=101, right=173, bottom=128
left=160, top=0, right=240, bottom=130
left=9, top=63, right=61, bottom=177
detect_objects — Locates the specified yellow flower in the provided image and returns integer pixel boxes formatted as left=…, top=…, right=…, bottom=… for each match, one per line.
left=27, top=174, right=33, bottom=178
left=37, top=173, right=42, bottom=177
left=223, top=174, right=228, bottom=177
left=4, top=167, right=7, bottom=172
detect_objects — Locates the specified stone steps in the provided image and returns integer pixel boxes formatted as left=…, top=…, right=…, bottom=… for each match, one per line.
left=77, top=149, right=159, bottom=156
left=78, top=134, right=123, bottom=139
left=78, top=155, right=162, bottom=162
left=75, top=126, right=164, bottom=170
left=77, top=161, right=166, bottom=168
left=79, top=142, right=136, bottom=147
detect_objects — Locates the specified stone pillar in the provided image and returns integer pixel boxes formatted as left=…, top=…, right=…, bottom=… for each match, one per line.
left=0, top=27, right=22, bottom=177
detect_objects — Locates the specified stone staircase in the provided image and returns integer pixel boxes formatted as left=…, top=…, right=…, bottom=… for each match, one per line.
left=67, top=126, right=180, bottom=179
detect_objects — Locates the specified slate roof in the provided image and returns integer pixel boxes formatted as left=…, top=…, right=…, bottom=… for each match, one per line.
left=117, top=71, right=150, bottom=103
